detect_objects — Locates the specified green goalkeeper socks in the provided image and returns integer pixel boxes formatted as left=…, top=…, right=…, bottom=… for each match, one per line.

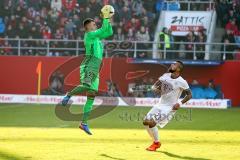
left=68, top=85, right=90, bottom=96
left=67, top=85, right=95, bottom=123
left=82, top=96, right=95, bottom=124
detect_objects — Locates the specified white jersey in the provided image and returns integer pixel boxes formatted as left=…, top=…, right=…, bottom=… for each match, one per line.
left=158, top=73, right=189, bottom=106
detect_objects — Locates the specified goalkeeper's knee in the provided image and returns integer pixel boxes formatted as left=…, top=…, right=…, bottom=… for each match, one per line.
left=87, top=90, right=97, bottom=98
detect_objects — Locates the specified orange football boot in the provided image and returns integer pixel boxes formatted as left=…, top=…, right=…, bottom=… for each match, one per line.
left=146, top=142, right=161, bottom=151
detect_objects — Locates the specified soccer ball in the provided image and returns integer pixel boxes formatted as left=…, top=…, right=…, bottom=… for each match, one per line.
left=101, top=5, right=115, bottom=17
left=108, top=5, right=115, bottom=14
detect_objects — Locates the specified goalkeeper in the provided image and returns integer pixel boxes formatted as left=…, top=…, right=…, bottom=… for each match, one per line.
left=61, top=5, right=114, bottom=135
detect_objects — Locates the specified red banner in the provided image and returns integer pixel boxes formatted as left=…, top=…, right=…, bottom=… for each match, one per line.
left=0, top=56, right=240, bottom=106
left=170, top=25, right=204, bottom=32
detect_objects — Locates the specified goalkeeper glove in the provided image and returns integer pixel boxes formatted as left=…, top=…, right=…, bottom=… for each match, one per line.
left=100, top=5, right=115, bottom=19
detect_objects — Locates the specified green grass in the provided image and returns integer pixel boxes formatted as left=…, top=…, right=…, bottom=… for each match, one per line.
left=0, top=104, right=240, bottom=160
left=0, top=104, right=240, bottom=130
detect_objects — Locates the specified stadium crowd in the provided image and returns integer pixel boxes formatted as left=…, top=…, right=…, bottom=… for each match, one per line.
left=0, top=0, right=158, bottom=56
left=0, top=0, right=239, bottom=59
left=158, top=27, right=207, bottom=60
left=216, top=0, right=240, bottom=59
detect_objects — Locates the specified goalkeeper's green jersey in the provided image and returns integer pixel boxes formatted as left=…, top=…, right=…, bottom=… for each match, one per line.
left=81, top=19, right=113, bottom=70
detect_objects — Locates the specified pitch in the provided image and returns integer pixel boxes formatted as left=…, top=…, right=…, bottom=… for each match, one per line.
left=0, top=104, right=240, bottom=160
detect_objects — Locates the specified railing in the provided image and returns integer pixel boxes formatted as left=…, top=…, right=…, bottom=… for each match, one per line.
left=164, top=0, right=215, bottom=11
left=0, top=38, right=239, bottom=60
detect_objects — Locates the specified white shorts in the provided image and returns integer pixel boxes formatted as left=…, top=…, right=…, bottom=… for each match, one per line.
left=144, top=105, right=176, bottom=128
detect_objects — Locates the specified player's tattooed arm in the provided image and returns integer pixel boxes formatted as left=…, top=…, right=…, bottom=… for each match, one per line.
left=173, top=89, right=192, bottom=110
left=151, top=80, right=162, bottom=95
left=181, top=89, right=192, bottom=104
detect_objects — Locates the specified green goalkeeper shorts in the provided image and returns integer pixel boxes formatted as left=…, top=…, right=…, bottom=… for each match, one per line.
left=80, top=55, right=102, bottom=92
left=80, top=66, right=99, bottom=92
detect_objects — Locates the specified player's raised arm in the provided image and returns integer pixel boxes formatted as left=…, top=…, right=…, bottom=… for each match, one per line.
left=87, top=5, right=114, bottom=38
left=99, top=18, right=113, bottom=40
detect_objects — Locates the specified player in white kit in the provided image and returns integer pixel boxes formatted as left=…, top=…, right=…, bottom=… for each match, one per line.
left=143, top=61, right=192, bottom=151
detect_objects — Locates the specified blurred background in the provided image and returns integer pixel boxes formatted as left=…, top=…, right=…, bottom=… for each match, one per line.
left=0, top=0, right=239, bottom=107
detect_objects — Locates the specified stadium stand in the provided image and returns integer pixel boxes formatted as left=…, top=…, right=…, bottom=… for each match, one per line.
left=0, top=0, right=239, bottom=60
left=216, top=0, right=240, bottom=59
left=0, top=0, right=157, bottom=55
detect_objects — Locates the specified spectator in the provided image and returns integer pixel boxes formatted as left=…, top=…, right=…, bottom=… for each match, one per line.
left=42, top=71, right=64, bottom=95
left=36, top=40, right=47, bottom=56
left=126, top=28, right=136, bottom=41
left=54, top=29, right=64, bottom=39
left=33, top=15, right=42, bottom=28
left=21, top=16, right=29, bottom=28
left=22, top=37, right=34, bottom=56
left=14, top=6, right=26, bottom=19
left=73, top=13, right=81, bottom=27
left=88, top=0, right=101, bottom=15
left=1, top=41, right=12, bottom=55
left=42, top=26, right=52, bottom=39
left=184, top=31, right=196, bottom=60
left=204, top=80, right=218, bottom=99
left=49, top=42, right=60, bottom=56
left=190, top=80, right=205, bottom=99
left=64, top=19, right=75, bottom=34
left=8, top=15, right=17, bottom=29
left=51, top=0, right=62, bottom=11
left=222, top=29, right=235, bottom=44
left=48, top=7, right=60, bottom=23
left=225, top=18, right=238, bottom=34
left=221, top=29, right=236, bottom=60
left=136, top=26, right=150, bottom=58
left=5, top=25, right=16, bottom=38
left=114, top=27, right=125, bottom=41
left=136, top=26, right=150, bottom=42
left=18, top=23, right=28, bottom=38
left=132, top=0, right=144, bottom=17
left=119, top=6, right=132, bottom=22
left=216, top=0, right=232, bottom=27
left=124, top=18, right=141, bottom=34
left=221, top=38, right=235, bottom=60
left=2, top=5, right=11, bottom=19
left=196, top=30, right=207, bottom=60
left=158, top=27, right=171, bottom=59
left=30, top=26, right=41, bottom=39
